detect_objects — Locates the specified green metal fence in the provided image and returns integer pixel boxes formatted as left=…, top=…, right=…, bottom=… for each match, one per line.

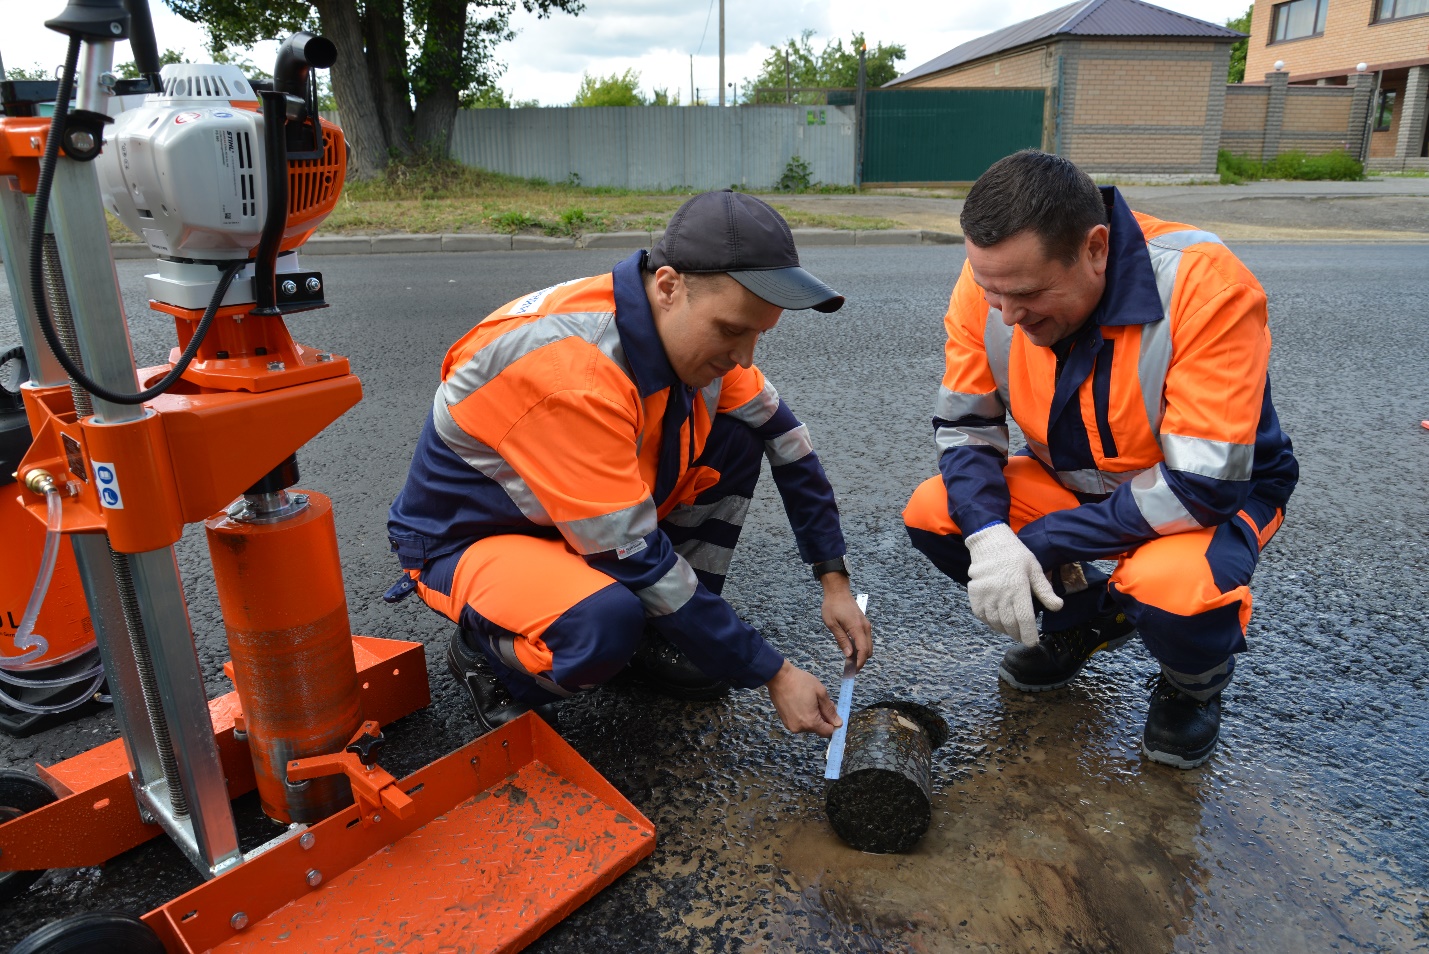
left=862, top=88, right=1046, bottom=183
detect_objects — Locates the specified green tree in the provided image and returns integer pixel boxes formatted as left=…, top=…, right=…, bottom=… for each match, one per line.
left=3, top=64, right=54, bottom=81
left=571, top=69, right=644, bottom=106
left=463, top=85, right=511, bottom=108
left=743, top=31, right=906, bottom=104
left=1226, top=5, right=1251, bottom=84
left=161, top=0, right=583, bottom=179
left=115, top=47, right=189, bottom=79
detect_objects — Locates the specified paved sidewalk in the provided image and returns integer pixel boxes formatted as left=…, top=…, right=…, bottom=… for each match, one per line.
left=778, top=178, right=1429, bottom=242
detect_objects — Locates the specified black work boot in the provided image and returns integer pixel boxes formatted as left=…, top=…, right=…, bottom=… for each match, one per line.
left=1142, top=674, right=1221, bottom=769
left=445, top=630, right=559, bottom=735
left=998, top=609, right=1135, bottom=692
left=624, top=628, right=731, bottom=701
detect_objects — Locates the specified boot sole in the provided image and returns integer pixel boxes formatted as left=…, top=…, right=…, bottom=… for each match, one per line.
left=1141, top=739, right=1215, bottom=770
left=996, top=631, right=1135, bottom=694
left=997, top=664, right=1080, bottom=692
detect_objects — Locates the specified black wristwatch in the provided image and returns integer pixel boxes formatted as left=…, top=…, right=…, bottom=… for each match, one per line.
left=811, top=556, right=849, bottom=581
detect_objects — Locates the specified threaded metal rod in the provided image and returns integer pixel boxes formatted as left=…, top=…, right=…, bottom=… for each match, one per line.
left=41, top=234, right=91, bottom=419
left=108, top=547, right=189, bottom=817
left=42, top=235, right=189, bottom=817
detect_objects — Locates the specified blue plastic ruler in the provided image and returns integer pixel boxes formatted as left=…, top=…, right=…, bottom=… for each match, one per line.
left=823, top=592, right=868, bottom=781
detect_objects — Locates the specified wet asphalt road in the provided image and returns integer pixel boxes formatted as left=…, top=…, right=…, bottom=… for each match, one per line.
left=1, top=243, right=1427, bottom=952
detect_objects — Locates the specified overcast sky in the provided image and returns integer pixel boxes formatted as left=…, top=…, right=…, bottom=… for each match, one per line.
left=4, top=0, right=1253, bottom=106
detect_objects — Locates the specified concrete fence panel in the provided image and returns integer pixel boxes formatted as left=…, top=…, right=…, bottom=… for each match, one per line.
left=443, top=106, right=855, bottom=190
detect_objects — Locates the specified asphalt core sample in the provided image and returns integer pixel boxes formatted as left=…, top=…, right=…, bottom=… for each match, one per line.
left=825, top=701, right=948, bottom=853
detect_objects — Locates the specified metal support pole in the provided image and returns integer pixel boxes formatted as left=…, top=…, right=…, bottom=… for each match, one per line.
left=43, top=123, right=241, bottom=876
left=855, top=46, right=867, bottom=189
left=0, top=182, right=67, bottom=386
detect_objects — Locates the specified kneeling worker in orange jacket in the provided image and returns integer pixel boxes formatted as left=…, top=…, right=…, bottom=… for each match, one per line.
left=903, top=152, right=1298, bottom=768
left=387, top=191, right=872, bottom=738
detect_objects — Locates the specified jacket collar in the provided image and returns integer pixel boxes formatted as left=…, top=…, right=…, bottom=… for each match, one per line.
left=1088, top=186, right=1163, bottom=328
left=612, top=250, right=681, bottom=397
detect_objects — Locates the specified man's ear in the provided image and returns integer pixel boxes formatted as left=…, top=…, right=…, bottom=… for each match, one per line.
left=1085, top=224, right=1110, bottom=275
left=653, top=266, right=684, bottom=308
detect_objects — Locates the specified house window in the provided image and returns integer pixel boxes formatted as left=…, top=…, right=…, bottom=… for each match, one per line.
left=1375, top=0, right=1429, bottom=20
left=1374, top=90, right=1396, bottom=131
left=1270, top=0, right=1329, bottom=41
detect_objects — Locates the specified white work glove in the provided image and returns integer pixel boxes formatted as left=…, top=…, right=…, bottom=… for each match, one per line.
left=964, top=522, right=1064, bottom=647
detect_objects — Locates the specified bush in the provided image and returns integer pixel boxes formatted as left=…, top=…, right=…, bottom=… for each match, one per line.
left=1218, top=149, right=1364, bottom=184
left=777, top=155, right=814, bottom=193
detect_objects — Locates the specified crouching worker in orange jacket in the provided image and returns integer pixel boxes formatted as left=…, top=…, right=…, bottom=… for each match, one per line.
left=387, top=191, right=872, bottom=739
left=903, top=151, right=1298, bottom=768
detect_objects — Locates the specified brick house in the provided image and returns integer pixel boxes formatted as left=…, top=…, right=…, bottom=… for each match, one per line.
left=1244, top=0, right=1429, bottom=170
left=883, top=0, right=1243, bottom=181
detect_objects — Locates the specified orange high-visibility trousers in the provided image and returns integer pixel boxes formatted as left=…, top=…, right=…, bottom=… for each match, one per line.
left=904, top=456, right=1283, bottom=696
left=411, top=415, right=764, bottom=704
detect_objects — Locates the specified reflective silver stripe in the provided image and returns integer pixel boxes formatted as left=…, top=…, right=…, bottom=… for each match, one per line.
left=1148, top=229, right=1224, bottom=252
left=662, top=495, right=752, bottom=529
left=639, top=557, right=699, bottom=617
left=675, top=538, right=736, bottom=577
left=432, top=392, right=552, bottom=524
left=1056, top=467, right=1138, bottom=496
left=441, top=310, right=630, bottom=406
left=1162, top=659, right=1233, bottom=701
left=1141, top=229, right=1224, bottom=436
left=983, top=309, right=1013, bottom=408
left=765, top=424, right=813, bottom=467
left=934, top=385, right=1003, bottom=422
left=483, top=632, right=575, bottom=697
left=1161, top=433, right=1254, bottom=481
left=1026, top=438, right=1051, bottom=465
left=701, top=378, right=721, bottom=420
left=557, top=498, right=659, bottom=555
left=935, top=423, right=1009, bottom=455
left=727, top=379, right=781, bottom=428
left=1136, top=317, right=1173, bottom=436
left=1130, top=465, right=1202, bottom=534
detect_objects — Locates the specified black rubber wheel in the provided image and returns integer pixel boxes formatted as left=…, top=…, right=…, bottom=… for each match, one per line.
left=0, top=770, right=56, bottom=904
left=9, top=912, right=165, bottom=954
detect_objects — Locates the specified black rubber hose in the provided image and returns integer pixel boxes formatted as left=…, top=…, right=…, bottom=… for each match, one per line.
left=27, top=35, right=243, bottom=406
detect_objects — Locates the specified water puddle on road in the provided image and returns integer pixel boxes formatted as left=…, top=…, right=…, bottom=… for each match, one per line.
left=636, top=685, right=1427, bottom=953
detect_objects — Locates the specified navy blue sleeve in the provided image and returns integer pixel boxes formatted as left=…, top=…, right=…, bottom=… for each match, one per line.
left=1018, top=468, right=1251, bottom=568
left=752, top=400, right=847, bottom=564
left=936, top=413, right=1013, bottom=536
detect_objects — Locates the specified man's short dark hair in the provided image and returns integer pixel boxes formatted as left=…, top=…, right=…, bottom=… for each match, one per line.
left=959, top=150, right=1108, bottom=265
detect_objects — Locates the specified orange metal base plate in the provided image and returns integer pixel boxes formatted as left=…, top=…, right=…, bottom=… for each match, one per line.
left=144, top=714, right=656, bottom=954
left=0, top=636, right=428, bottom=870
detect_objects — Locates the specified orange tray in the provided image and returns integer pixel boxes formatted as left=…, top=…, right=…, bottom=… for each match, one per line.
left=143, top=714, right=655, bottom=954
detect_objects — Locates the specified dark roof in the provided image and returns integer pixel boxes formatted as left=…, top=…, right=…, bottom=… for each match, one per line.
left=886, top=0, right=1244, bottom=87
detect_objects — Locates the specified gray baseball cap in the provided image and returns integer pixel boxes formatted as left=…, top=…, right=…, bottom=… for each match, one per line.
left=647, top=190, right=845, bottom=313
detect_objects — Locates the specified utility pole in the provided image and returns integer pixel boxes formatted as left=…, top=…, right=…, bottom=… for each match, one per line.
left=855, top=43, right=867, bottom=189
left=718, top=0, right=725, bottom=107
left=690, top=54, right=695, bottom=106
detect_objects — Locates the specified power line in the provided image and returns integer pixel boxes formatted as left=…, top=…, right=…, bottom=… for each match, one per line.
left=694, top=0, right=716, bottom=56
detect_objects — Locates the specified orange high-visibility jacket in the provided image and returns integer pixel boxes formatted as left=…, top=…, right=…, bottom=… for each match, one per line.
left=390, top=251, right=846, bottom=687
left=934, top=187, right=1298, bottom=567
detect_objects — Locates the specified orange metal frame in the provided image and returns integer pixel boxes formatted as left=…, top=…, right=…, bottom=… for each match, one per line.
left=0, top=637, right=428, bottom=871
left=142, top=714, right=656, bottom=954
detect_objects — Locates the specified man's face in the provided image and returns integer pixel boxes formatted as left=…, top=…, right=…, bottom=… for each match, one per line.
left=965, top=226, right=1110, bottom=348
left=647, top=268, right=783, bottom=388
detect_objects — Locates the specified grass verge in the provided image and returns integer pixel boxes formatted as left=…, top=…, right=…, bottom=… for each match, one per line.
left=1218, top=149, right=1365, bottom=185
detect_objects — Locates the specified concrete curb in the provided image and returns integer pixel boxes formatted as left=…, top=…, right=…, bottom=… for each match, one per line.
left=89, top=228, right=962, bottom=262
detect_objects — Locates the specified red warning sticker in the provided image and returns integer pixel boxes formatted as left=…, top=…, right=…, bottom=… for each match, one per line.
left=174, top=111, right=202, bottom=124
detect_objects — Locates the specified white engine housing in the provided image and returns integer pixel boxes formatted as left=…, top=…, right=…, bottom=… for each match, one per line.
left=97, top=64, right=270, bottom=261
